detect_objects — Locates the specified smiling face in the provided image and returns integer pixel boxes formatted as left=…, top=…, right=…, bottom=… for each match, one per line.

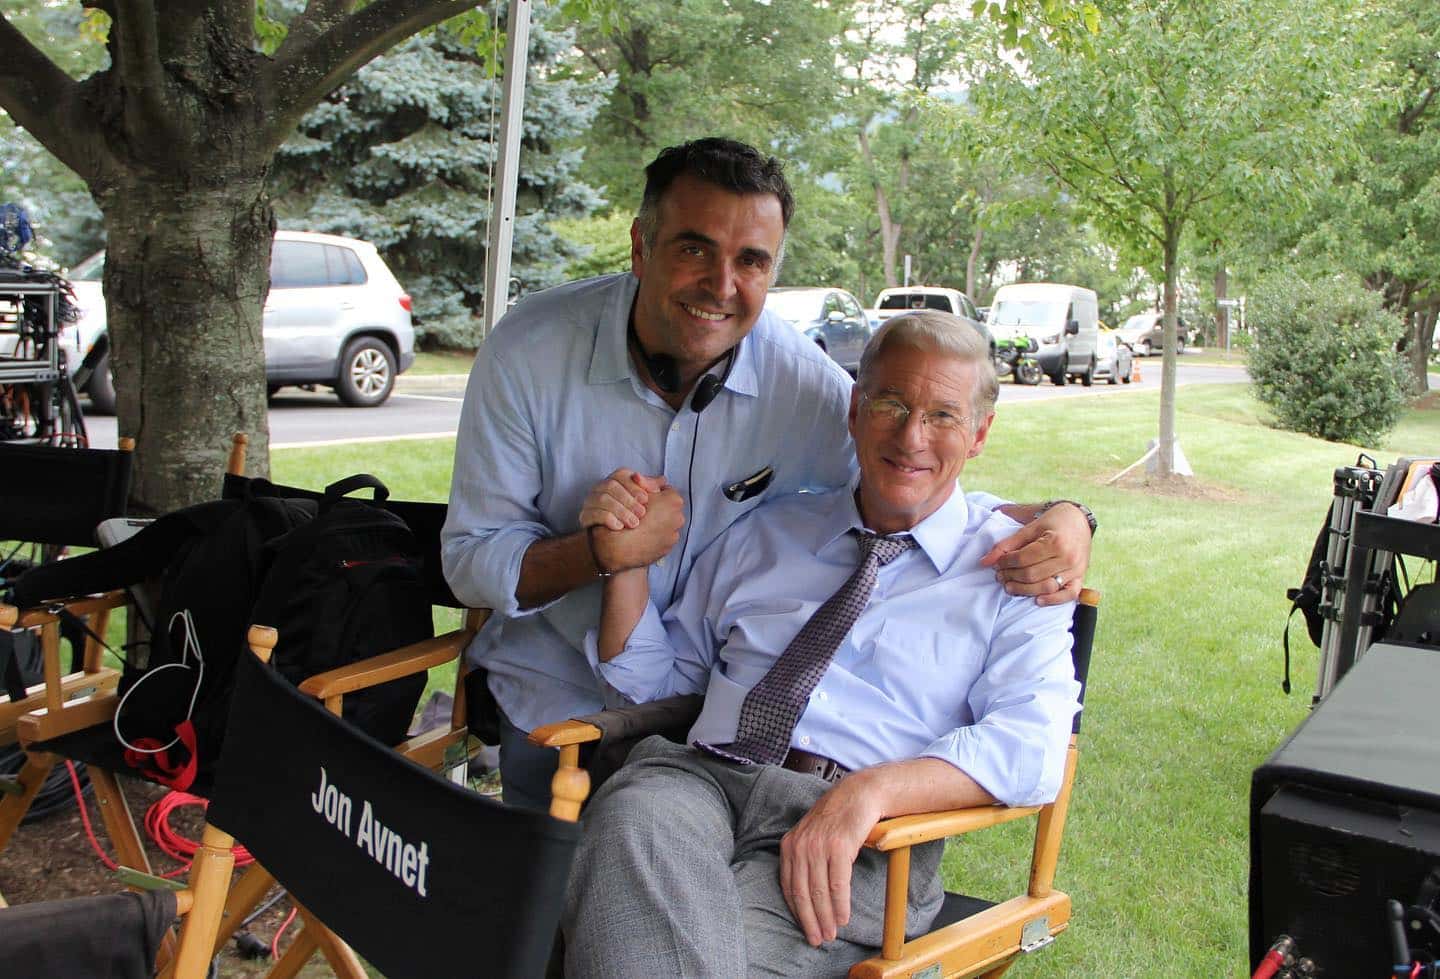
left=848, top=343, right=995, bottom=535
left=629, top=174, right=784, bottom=389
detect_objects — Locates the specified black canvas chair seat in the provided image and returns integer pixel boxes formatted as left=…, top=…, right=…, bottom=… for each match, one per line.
left=192, top=647, right=580, bottom=979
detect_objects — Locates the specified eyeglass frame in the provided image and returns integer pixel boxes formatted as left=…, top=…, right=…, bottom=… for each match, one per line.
left=857, top=391, right=975, bottom=435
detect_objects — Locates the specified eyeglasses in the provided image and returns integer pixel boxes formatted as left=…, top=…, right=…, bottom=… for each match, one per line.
left=859, top=393, right=970, bottom=434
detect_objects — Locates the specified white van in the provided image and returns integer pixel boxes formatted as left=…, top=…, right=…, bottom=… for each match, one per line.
left=986, top=283, right=1101, bottom=386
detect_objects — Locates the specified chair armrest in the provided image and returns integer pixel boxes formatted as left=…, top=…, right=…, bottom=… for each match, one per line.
left=0, top=590, right=129, bottom=629
left=297, top=629, right=470, bottom=699
left=865, top=804, right=1042, bottom=852
left=528, top=718, right=603, bottom=749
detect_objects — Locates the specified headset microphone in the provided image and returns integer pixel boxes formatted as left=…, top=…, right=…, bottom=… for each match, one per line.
left=691, top=374, right=723, bottom=414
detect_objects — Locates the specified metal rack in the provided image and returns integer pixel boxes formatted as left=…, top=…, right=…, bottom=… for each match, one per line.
left=1316, top=458, right=1440, bottom=702
left=0, top=268, right=85, bottom=444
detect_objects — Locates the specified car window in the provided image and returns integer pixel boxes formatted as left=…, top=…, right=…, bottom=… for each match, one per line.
left=823, top=293, right=844, bottom=317
left=961, top=296, right=978, bottom=320
left=765, top=291, right=818, bottom=322
left=328, top=245, right=368, bottom=286
left=840, top=294, right=862, bottom=319
left=71, top=252, right=105, bottom=281
left=270, top=241, right=329, bottom=289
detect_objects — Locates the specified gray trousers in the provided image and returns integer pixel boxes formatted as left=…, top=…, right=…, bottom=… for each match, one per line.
left=563, top=737, right=944, bottom=979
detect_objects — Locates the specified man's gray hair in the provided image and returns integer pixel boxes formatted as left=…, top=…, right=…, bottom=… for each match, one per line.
left=857, top=310, right=1000, bottom=423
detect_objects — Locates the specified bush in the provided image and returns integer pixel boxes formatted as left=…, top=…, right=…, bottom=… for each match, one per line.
left=1247, top=270, right=1410, bottom=445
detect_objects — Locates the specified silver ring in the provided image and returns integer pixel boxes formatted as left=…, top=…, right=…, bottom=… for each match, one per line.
left=1052, top=574, right=1065, bottom=588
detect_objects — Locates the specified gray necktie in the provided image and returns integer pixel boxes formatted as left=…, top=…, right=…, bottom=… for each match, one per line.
left=698, top=530, right=916, bottom=767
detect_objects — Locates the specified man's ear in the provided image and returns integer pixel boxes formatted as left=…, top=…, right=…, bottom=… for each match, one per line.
left=630, top=220, right=646, bottom=276
left=847, top=385, right=862, bottom=441
left=968, top=412, right=996, bottom=459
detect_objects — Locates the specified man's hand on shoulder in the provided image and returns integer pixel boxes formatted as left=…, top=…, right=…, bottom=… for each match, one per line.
left=778, top=774, right=884, bottom=947
left=982, top=501, right=1093, bottom=606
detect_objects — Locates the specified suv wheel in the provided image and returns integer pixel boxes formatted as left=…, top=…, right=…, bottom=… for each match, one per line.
left=1080, top=357, right=1095, bottom=387
left=87, top=351, right=117, bottom=415
left=1139, top=339, right=1152, bottom=357
left=336, top=337, right=396, bottom=407
left=1176, top=336, right=1187, bottom=355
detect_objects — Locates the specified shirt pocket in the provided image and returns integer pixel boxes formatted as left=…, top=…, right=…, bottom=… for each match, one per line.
left=871, top=619, right=986, bottom=721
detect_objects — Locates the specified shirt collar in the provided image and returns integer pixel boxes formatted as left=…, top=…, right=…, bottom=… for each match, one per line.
left=586, top=273, right=760, bottom=401
left=819, top=473, right=971, bottom=573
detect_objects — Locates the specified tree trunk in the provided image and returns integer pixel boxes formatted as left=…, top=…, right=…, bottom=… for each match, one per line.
left=96, top=175, right=274, bottom=514
left=966, top=222, right=983, bottom=299
left=1214, top=261, right=1228, bottom=350
left=1409, top=305, right=1438, bottom=395
left=1157, top=222, right=1181, bottom=478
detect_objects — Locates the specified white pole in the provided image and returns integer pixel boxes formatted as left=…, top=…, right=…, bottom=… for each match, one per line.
left=903, top=254, right=912, bottom=287
left=482, top=0, right=532, bottom=338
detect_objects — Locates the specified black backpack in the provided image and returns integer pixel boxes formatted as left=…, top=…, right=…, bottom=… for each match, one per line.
left=12, top=476, right=431, bottom=788
left=249, top=475, right=433, bottom=746
left=14, top=486, right=316, bottom=788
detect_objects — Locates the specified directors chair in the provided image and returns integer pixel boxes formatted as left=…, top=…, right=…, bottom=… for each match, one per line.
left=533, top=588, right=1100, bottom=979
left=0, top=437, right=136, bottom=858
left=171, top=626, right=586, bottom=979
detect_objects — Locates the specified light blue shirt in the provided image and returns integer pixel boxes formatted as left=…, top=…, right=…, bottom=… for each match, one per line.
left=440, top=273, right=857, bottom=730
left=597, top=481, right=1082, bottom=808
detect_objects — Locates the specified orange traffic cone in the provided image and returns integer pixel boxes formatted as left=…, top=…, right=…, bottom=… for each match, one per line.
left=1131, top=359, right=1142, bottom=383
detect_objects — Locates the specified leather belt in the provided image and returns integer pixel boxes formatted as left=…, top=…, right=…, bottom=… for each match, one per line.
left=781, top=747, right=850, bottom=783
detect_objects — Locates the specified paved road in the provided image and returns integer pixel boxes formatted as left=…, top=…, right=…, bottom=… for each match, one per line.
left=77, top=357, right=1247, bottom=450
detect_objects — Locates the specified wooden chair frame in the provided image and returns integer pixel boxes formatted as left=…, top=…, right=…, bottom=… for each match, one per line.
left=531, top=588, right=1099, bottom=979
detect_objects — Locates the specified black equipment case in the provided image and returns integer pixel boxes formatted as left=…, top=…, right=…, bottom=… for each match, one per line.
left=1250, top=642, right=1440, bottom=974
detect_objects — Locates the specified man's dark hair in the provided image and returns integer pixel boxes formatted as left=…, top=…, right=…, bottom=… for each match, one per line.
left=635, top=137, right=795, bottom=255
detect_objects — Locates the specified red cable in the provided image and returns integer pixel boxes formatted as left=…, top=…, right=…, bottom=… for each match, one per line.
left=1249, top=953, right=1282, bottom=979
left=143, top=790, right=254, bottom=873
left=64, top=766, right=254, bottom=877
left=271, top=905, right=299, bottom=960
left=66, top=761, right=118, bottom=871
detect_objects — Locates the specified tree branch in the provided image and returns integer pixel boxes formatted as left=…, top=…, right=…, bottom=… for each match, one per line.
left=263, top=0, right=476, bottom=143
left=0, top=13, right=93, bottom=178
left=275, top=0, right=357, bottom=63
left=111, top=0, right=169, bottom=126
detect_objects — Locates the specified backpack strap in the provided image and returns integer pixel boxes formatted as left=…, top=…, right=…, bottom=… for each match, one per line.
left=323, top=474, right=389, bottom=506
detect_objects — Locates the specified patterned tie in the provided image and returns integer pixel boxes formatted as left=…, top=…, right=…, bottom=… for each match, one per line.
left=697, top=530, right=916, bottom=767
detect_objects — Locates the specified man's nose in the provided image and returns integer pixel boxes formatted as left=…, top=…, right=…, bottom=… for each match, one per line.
left=702, top=258, right=738, bottom=301
left=896, top=409, right=928, bottom=449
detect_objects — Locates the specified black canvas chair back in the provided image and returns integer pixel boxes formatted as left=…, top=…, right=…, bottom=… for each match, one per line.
left=221, top=473, right=459, bottom=607
left=0, top=442, right=131, bottom=547
left=206, top=648, right=580, bottom=979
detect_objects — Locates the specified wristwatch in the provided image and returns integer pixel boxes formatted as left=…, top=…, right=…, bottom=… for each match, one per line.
left=1036, top=499, right=1097, bottom=536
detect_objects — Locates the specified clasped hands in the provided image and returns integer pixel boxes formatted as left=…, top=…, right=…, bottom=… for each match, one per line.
left=580, top=469, right=685, bottom=575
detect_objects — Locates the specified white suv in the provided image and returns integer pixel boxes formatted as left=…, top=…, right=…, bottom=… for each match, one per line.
left=66, top=230, right=416, bottom=411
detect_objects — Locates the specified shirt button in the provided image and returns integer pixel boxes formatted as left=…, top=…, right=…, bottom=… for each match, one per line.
left=670, top=422, right=680, bottom=432
left=800, top=735, right=811, bottom=747
left=818, top=691, right=829, bottom=702
left=656, top=558, right=666, bottom=569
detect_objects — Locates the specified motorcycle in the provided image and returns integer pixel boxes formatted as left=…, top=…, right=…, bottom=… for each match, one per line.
left=994, top=335, right=1042, bottom=385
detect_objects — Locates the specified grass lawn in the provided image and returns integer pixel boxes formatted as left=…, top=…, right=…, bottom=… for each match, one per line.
left=262, top=383, right=1440, bottom=976
left=407, top=348, right=476, bottom=376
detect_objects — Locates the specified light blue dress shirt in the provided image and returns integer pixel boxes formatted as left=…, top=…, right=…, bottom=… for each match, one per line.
left=597, top=481, right=1082, bottom=808
left=440, top=273, right=857, bottom=731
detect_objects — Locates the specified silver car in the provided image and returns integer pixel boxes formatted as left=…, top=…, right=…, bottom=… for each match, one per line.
left=66, top=230, right=416, bottom=411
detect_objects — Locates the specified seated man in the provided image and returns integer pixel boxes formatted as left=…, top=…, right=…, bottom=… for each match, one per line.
left=563, top=310, right=1084, bottom=978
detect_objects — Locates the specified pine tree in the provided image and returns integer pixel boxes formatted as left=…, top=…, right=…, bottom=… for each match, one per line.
left=271, top=6, right=610, bottom=348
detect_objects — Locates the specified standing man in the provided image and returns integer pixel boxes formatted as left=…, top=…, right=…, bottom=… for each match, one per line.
left=441, top=137, right=1092, bottom=809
